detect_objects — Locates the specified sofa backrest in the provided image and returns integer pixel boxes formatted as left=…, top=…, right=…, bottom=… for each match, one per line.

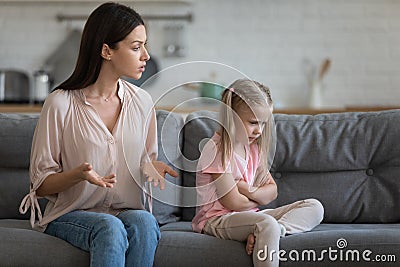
left=0, top=111, right=184, bottom=225
left=151, top=110, right=184, bottom=224
left=3, top=109, right=400, bottom=224
left=0, top=113, right=41, bottom=220
left=181, top=110, right=400, bottom=223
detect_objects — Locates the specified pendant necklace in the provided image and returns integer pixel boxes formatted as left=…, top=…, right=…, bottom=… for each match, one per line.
left=103, top=93, right=115, bottom=102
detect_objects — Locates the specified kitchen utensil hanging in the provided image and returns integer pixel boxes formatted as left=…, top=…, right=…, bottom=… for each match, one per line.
left=309, top=58, right=331, bottom=109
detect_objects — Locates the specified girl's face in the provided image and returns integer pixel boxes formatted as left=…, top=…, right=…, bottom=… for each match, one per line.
left=109, top=25, right=150, bottom=80
left=235, top=103, right=271, bottom=145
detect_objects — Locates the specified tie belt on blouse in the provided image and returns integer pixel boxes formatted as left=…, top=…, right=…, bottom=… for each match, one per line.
left=19, top=190, right=43, bottom=228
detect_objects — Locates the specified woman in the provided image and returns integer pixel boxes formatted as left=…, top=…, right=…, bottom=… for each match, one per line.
left=19, top=2, right=177, bottom=267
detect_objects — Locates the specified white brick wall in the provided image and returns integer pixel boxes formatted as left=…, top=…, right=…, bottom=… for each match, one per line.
left=0, top=0, right=399, bottom=108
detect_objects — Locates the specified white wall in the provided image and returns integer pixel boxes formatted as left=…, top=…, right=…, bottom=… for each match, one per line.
left=0, top=0, right=399, bottom=108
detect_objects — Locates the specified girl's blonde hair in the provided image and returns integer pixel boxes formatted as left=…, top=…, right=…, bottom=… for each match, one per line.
left=219, top=79, right=274, bottom=187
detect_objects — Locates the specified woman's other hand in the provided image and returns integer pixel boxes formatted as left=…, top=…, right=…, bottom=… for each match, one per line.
left=79, top=162, right=117, bottom=188
left=142, top=161, right=178, bottom=190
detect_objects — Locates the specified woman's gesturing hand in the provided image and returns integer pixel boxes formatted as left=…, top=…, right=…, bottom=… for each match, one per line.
left=79, top=162, right=117, bottom=188
left=142, top=161, right=178, bottom=190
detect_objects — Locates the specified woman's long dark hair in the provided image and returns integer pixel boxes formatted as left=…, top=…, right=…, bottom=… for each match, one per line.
left=55, top=2, right=144, bottom=91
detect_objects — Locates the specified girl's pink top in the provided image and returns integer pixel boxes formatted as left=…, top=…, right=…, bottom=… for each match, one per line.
left=192, top=133, right=261, bottom=233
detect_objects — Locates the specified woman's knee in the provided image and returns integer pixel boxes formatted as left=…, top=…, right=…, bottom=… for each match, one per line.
left=91, top=213, right=128, bottom=249
left=118, top=210, right=160, bottom=240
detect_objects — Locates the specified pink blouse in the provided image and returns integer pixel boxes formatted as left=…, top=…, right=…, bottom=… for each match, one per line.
left=192, top=133, right=260, bottom=233
left=19, top=80, right=158, bottom=231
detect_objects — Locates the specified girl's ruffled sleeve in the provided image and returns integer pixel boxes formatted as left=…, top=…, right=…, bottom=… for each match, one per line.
left=198, top=137, right=232, bottom=175
left=19, top=92, right=66, bottom=228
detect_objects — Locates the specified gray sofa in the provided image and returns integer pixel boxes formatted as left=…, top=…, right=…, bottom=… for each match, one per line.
left=0, top=109, right=399, bottom=267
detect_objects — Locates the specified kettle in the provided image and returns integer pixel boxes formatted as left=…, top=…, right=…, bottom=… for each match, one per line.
left=0, top=69, right=30, bottom=103
left=33, top=70, right=50, bottom=103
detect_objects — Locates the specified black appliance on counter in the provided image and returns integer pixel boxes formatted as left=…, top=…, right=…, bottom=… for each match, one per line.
left=0, top=69, right=30, bottom=103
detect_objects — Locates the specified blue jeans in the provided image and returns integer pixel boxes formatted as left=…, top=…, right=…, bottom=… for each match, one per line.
left=45, top=209, right=160, bottom=267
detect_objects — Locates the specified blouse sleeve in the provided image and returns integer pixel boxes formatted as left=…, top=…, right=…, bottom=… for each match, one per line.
left=19, top=91, right=68, bottom=228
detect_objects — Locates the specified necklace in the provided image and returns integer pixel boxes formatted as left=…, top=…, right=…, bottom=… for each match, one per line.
left=91, top=93, right=114, bottom=102
left=83, top=85, right=117, bottom=102
left=102, top=90, right=117, bottom=102
left=103, top=93, right=115, bottom=102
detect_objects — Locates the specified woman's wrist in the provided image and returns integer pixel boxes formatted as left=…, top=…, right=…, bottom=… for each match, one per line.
left=74, top=168, right=85, bottom=182
left=73, top=163, right=89, bottom=183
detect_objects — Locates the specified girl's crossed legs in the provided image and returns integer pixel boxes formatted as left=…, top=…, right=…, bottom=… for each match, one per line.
left=203, top=198, right=324, bottom=267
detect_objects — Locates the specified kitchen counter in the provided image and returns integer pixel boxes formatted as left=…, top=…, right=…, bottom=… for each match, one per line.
left=1, top=104, right=399, bottom=115
left=155, top=105, right=400, bottom=115
left=0, top=104, right=42, bottom=114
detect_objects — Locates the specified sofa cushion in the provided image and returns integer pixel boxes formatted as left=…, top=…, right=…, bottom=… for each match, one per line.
left=3, top=219, right=398, bottom=267
left=152, top=110, right=184, bottom=224
left=155, top=222, right=400, bottom=267
left=0, top=113, right=37, bottom=169
left=278, top=223, right=400, bottom=266
left=160, top=221, right=193, bottom=232
left=0, top=226, right=89, bottom=267
left=0, top=114, right=42, bottom=219
left=181, top=110, right=400, bottom=223
left=269, top=110, right=400, bottom=223
left=154, top=230, right=253, bottom=267
left=181, top=111, right=220, bottom=220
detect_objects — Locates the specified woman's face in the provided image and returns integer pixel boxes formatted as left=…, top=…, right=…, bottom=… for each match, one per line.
left=109, top=25, right=150, bottom=80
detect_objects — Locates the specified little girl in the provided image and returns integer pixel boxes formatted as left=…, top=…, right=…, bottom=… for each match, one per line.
left=192, top=79, right=324, bottom=267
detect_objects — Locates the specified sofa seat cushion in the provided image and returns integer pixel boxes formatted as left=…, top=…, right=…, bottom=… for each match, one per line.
left=156, top=222, right=400, bottom=267
left=155, top=230, right=253, bottom=267
left=280, top=224, right=400, bottom=266
left=0, top=224, right=89, bottom=267
left=160, top=221, right=193, bottom=232
left=0, top=219, right=31, bottom=229
left=1, top=220, right=399, bottom=267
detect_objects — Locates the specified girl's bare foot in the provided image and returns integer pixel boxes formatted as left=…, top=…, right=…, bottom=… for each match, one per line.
left=246, top=233, right=255, bottom=255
